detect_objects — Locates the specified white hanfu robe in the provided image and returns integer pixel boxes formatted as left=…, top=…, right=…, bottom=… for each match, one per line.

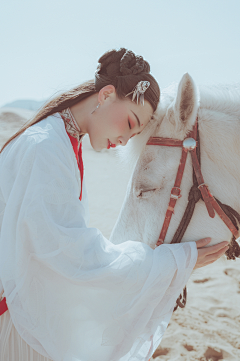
left=0, top=113, right=198, bottom=361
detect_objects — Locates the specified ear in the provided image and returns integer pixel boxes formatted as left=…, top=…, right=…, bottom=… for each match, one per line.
left=173, top=73, right=199, bottom=130
left=98, top=85, right=117, bottom=105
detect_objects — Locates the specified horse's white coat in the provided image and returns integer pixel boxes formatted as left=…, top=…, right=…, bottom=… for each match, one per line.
left=111, top=74, right=240, bottom=248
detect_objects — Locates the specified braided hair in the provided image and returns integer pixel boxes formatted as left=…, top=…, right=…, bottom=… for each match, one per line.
left=95, top=48, right=160, bottom=111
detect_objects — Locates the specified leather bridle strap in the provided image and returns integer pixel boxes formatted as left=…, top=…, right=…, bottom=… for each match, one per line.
left=156, top=147, right=187, bottom=246
left=147, top=119, right=239, bottom=245
left=210, top=195, right=239, bottom=238
left=190, top=148, right=215, bottom=218
left=147, top=137, right=183, bottom=147
left=147, top=132, right=193, bottom=246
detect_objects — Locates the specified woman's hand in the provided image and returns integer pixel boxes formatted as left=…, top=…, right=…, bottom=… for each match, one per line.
left=194, top=238, right=229, bottom=270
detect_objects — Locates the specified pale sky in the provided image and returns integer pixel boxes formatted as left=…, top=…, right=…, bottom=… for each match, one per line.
left=1, top=0, right=240, bottom=107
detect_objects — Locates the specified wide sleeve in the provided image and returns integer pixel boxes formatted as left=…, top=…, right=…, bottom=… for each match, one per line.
left=0, top=130, right=197, bottom=361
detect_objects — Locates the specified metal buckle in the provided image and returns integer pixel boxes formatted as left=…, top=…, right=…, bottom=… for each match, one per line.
left=170, top=187, right=182, bottom=200
left=198, top=183, right=207, bottom=189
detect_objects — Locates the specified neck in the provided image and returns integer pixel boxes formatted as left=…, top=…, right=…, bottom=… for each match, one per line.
left=70, top=93, right=99, bottom=134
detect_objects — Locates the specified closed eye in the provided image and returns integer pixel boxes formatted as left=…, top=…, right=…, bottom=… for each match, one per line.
left=128, top=119, right=131, bottom=129
left=135, top=188, right=159, bottom=199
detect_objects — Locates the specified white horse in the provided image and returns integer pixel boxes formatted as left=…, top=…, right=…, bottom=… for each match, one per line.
left=110, top=73, right=240, bottom=251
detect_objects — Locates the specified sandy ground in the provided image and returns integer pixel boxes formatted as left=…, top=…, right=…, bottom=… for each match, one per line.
left=1, top=108, right=240, bottom=361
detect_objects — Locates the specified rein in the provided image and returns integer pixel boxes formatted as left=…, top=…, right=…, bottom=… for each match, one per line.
left=147, top=116, right=240, bottom=311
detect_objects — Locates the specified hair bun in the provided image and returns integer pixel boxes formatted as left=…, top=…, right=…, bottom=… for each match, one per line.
left=97, top=48, right=126, bottom=77
left=120, top=51, right=150, bottom=75
left=97, top=48, right=150, bottom=78
left=95, top=48, right=160, bottom=111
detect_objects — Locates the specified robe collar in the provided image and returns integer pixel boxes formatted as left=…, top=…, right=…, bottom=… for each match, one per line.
left=59, top=107, right=85, bottom=143
left=59, top=108, right=84, bottom=201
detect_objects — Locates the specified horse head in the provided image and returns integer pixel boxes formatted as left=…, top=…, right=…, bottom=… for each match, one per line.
left=110, top=74, right=240, bottom=250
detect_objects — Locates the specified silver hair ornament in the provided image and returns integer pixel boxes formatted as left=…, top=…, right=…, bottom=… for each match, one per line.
left=125, top=81, right=150, bottom=106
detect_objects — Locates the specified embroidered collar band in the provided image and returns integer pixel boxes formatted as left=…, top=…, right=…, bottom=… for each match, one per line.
left=59, top=108, right=84, bottom=201
left=60, top=108, right=85, bottom=143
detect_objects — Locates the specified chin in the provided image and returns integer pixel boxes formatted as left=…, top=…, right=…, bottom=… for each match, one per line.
left=89, top=138, right=103, bottom=152
left=94, top=146, right=102, bottom=152
left=88, top=131, right=106, bottom=152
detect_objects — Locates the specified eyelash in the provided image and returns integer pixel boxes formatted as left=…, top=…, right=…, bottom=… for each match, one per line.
left=128, top=119, right=131, bottom=129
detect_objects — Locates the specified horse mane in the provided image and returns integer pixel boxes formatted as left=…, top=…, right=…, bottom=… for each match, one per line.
left=199, top=83, right=240, bottom=117
left=117, top=81, right=240, bottom=166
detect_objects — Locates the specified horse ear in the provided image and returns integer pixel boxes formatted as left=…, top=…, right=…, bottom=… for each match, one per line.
left=173, top=73, right=199, bottom=130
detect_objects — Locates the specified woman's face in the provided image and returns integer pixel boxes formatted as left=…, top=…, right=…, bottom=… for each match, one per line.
left=88, top=86, right=154, bottom=151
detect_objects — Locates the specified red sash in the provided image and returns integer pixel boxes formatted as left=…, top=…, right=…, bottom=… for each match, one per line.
left=0, top=297, right=8, bottom=316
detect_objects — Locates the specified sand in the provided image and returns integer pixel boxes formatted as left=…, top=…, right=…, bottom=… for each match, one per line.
left=1, top=108, right=240, bottom=361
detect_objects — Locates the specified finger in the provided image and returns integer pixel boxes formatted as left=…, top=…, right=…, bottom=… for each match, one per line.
left=201, top=251, right=228, bottom=267
left=203, top=241, right=229, bottom=256
left=204, top=246, right=229, bottom=263
left=195, top=238, right=211, bottom=248
left=199, top=241, right=229, bottom=257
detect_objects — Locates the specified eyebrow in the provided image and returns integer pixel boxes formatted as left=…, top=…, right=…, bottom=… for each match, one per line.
left=131, top=111, right=140, bottom=128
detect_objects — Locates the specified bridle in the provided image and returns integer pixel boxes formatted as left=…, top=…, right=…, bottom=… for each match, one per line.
left=146, top=116, right=240, bottom=310
left=147, top=117, right=240, bottom=245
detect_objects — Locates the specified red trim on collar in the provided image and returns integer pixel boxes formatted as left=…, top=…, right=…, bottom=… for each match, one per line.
left=66, top=132, right=84, bottom=201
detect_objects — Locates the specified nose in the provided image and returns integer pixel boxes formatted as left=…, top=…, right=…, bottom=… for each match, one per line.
left=118, top=135, right=129, bottom=146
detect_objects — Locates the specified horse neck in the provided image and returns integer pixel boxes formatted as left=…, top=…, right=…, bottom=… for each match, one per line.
left=197, top=106, right=240, bottom=210
left=199, top=106, right=240, bottom=175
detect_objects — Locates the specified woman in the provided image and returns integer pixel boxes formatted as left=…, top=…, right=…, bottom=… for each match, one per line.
left=0, top=48, right=229, bottom=361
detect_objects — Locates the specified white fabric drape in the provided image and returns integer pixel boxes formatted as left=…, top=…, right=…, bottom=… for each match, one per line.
left=0, top=114, right=197, bottom=361
left=0, top=310, right=53, bottom=361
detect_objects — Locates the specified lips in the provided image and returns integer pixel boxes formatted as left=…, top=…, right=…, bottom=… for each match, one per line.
left=107, top=139, right=116, bottom=149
